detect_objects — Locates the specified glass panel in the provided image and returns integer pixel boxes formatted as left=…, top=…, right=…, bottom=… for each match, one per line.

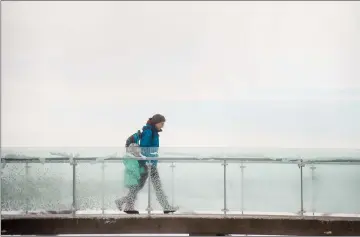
left=76, top=162, right=103, bottom=211
left=304, top=164, right=360, bottom=215
left=241, top=163, right=301, bottom=214
left=1, top=163, right=27, bottom=212
left=103, top=161, right=128, bottom=212
left=28, top=162, right=72, bottom=211
left=172, top=161, right=224, bottom=213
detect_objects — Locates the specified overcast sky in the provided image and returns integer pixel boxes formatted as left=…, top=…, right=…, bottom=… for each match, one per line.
left=2, top=1, right=360, bottom=148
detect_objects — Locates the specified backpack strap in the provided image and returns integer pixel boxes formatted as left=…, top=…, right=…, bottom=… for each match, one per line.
left=136, top=130, right=142, bottom=144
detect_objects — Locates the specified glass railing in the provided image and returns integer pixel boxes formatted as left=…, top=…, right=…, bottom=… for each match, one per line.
left=1, top=147, right=360, bottom=216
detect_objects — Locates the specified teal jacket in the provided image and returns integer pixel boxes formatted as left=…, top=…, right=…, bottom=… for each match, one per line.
left=140, top=124, right=160, bottom=166
left=123, top=153, right=145, bottom=188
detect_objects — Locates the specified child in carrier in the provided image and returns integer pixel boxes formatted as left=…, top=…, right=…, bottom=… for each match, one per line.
left=115, top=143, right=145, bottom=214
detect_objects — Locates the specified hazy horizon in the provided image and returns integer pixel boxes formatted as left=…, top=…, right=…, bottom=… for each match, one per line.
left=2, top=1, right=360, bottom=148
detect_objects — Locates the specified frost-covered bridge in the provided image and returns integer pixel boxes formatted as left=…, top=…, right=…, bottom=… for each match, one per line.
left=1, top=152, right=360, bottom=235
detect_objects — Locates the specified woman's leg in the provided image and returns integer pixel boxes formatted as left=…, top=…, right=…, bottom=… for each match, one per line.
left=122, top=186, right=140, bottom=211
left=115, top=185, right=139, bottom=211
left=149, top=166, right=174, bottom=210
left=123, top=165, right=149, bottom=210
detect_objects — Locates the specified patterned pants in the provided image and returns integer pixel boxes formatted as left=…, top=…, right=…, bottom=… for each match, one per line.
left=122, top=162, right=171, bottom=210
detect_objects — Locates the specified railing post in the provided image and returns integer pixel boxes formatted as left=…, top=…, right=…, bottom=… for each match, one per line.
left=240, top=162, right=246, bottom=215
left=25, top=162, right=30, bottom=214
left=310, top=165, right=316, bottom=216
left=1, top=150, right=6, bottom=171
left=1, top=161, right=5, bottom=177
left=71, top=159, right=77, bottom=217
left=101, top=161, right=105, bottom=215
left=170, top=162, right=176, bottom=206
left=298, top=159, right=305, bottom=216
left=221, top=160, right=228, bottom=216
left=146, top=162, right=153, bottom=216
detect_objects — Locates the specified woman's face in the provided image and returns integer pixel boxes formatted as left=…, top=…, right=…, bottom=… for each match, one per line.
left=155, top=122, right=165, bottom=131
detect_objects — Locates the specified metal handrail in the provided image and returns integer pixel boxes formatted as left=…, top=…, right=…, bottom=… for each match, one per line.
left=2, top=157, right=360, bottom=165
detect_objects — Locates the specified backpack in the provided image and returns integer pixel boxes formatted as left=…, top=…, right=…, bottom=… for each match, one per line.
left=125, top=127, right=156, bottom=147
left=125, top=130, right=142, bottom=147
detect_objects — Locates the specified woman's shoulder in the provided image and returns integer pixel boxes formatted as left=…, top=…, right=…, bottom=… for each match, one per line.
left=142, top=124, right=152, bottom=130
left=142, top=125, right=155, bottom=135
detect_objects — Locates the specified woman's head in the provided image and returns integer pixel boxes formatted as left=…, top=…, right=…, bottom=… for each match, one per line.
left=148, top=114, right=166, bottom=131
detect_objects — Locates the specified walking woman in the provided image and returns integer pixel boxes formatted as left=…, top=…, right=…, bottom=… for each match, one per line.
left=115, top=114, right=178, bottom=214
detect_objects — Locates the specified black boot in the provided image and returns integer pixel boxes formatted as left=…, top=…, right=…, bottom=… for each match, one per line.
left=163, top=205, right=179, bottom=214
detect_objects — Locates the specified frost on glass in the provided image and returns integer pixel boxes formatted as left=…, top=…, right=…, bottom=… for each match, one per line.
left=1, top=163, right=27, bottom=211
left=27, top=163, right=72, bottom=211
left=1, top=147, right=360, bottom=215
left=76, top=163, right=104, bottom=210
